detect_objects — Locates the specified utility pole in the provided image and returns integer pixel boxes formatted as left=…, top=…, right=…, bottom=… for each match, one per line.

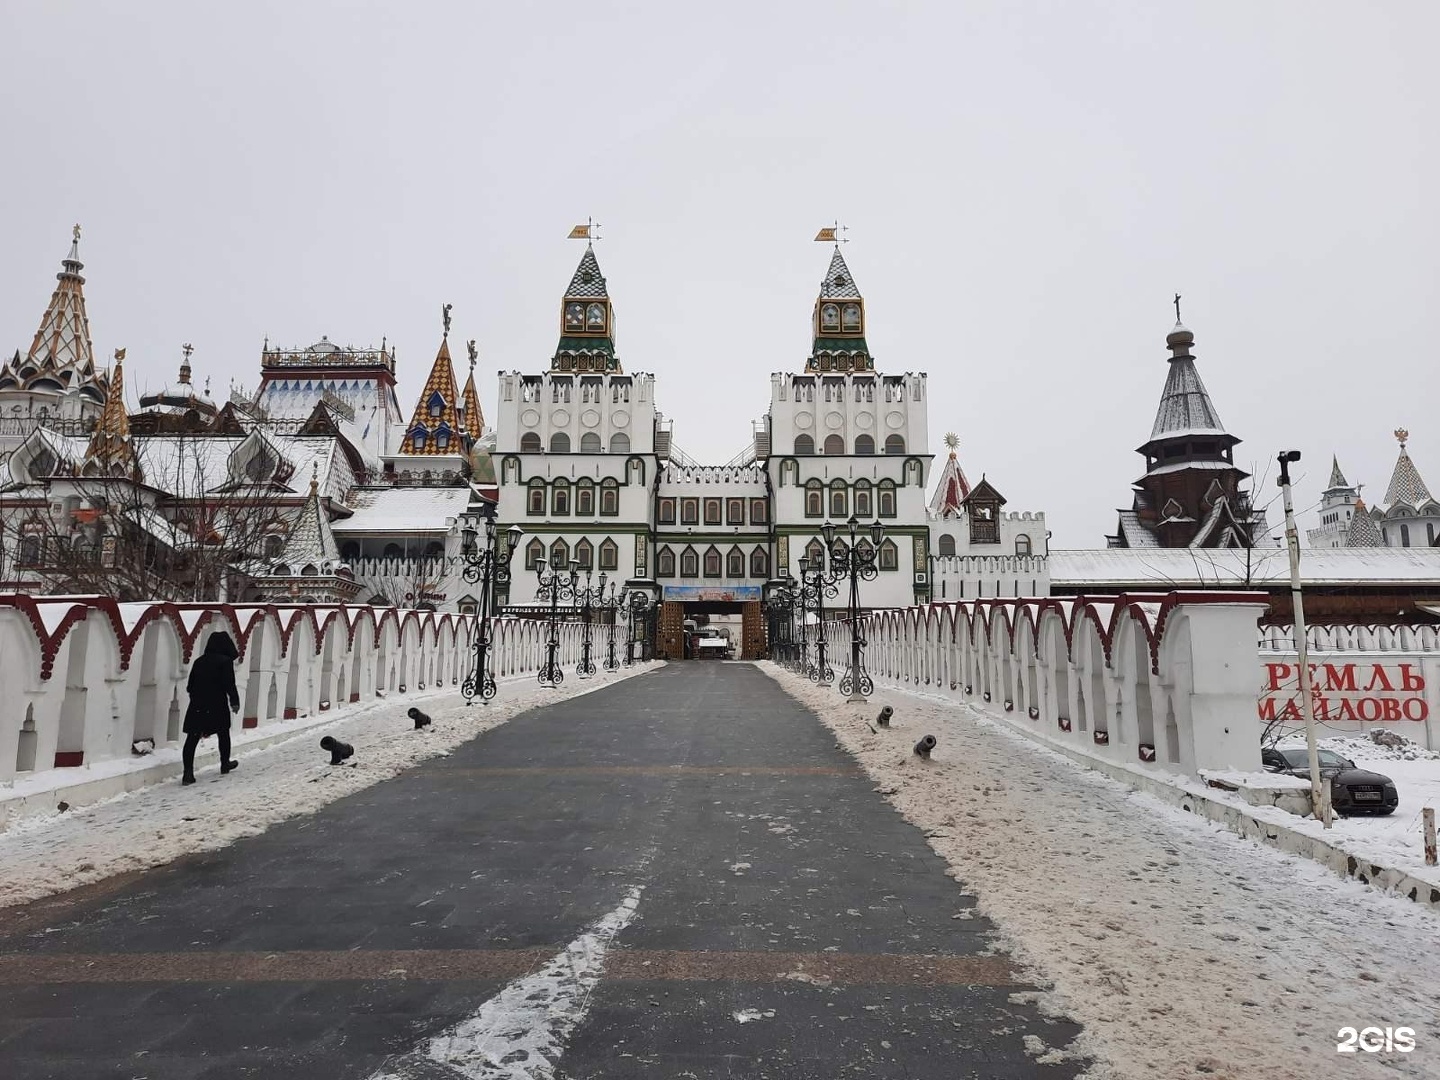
left=1277, top=450, right=1331, bottom=828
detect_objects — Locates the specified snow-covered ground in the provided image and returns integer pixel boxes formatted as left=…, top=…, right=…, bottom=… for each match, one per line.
left=1269, top=732, right=1440, bottom=883
left=0, top=663, right=660, bottom=910
left=762, top=663, right=1440, bottom=1080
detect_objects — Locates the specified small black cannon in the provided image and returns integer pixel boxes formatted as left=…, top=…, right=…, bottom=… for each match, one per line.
left=876, top=705, right=894, bottom=729
left=320, top=735, right=354, bottom=766
left=914, top=734, right=937, bottom=760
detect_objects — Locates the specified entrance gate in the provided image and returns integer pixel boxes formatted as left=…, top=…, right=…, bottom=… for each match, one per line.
left=656, top=596, right=767, bottom=661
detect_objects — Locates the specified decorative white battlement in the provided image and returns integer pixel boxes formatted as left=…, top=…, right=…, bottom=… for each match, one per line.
left=0, top=595, right=595, bottom=788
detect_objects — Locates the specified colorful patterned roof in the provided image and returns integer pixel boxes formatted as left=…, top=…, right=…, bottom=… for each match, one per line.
left=401, top=336, right=463, bottom=454
left=928, top=434, right=973, bottom=518
left=27, top=228, right=96, bottom=377
left=1345, top=499, right=1385, bottom=547
left=461, top=362, right=484, bottom=441
left=83, top=352, right=140, bottom=479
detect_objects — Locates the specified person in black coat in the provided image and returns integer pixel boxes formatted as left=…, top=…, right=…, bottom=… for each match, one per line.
left=182, top=631, right=240, bottom=785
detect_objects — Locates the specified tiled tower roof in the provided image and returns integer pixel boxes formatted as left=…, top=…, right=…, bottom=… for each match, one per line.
left=1149, top=323, right=1227, bottom=440
left=279, top=469, right=344, bottom=570
left=1325, top=455, right=1351, bottom=492
left=401, top=335, right=463, bottom=454
left=1381, top=429, right=1434, bottom=509
left=82, top=351, right=140, bottom=479
left=1345, top=498, right=1384, bottom=547
left=553, top=245, right=620, bottom=372
left=818, top=247, right=862, bottom=298
left=565, top=245, right=608, bottom=298
left=461, top=359, right=484, bottom=441
left=27, top=226, right=96, bottom=377
left=807, top=245, right=872, bottom=373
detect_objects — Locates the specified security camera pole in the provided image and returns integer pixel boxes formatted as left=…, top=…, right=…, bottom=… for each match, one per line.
left=1277, top=450, right=1331, bottom=827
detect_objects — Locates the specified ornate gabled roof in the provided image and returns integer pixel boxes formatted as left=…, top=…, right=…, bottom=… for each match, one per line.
left=401, top=335, right=463, bottom=454
left=961, top=476, right=1006, bottom=507
left=25, top=227, right=96, bottom=381
left=928, top=432, right=973, bottom=518
left=1148, top=324, right=1228, bottom=441
left=1325, top=455, right=1352, bottom=492
left=1381, top=430, right=1433, bottom=509
left=564, top=245, right=609, bottom=298
left=461, top=360, right=484, bottom=441
left=1345, top=498, right=1385, bottom=547
left=82, top=352, right=141, bottom=479
left=818, top=247, right=861, bottom=298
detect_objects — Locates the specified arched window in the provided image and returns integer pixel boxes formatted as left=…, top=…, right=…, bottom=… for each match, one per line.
left=750, top=547, right=768, bottom=578
left=550, top=538, right=570, bottom=568
left=586, top=302, right=606, bottom=330
left=703, top=546, right=722, bottom=577
left=878, top=538, right=899, bottom=570
left=680, top=546, right=699, bottom=577
left=823, top=434, right=845, bottom=455
left=18, top=535, right=41, bottom=566
left=780, top=460, right=798, bottom=486
left=434, top=428, right=450, bottom=452
left=829, top=480, right=848, bottom=519
left=576, top=480, right=595, bottom=516
left=580, top=432, right=601, bottom=453
left=820, top=303, right=840, bottom=332
left=411, top=429, right=428, bottom=452
left=806, top=539, right=826, bottom=569
left=424, top=541, right=444, bottom=558
left=551, top=479, right=570, bottom=516
left=854, top=434, right=875, bottom=455
left=842, top=303, right=861, bottom=331
left=527, top=479, right=546, bottom=516
left=656, top=546, right=676, bottom=577
left=520, top=432, right=542, bottom=452
left=906, top=460, right=923, bottom=487
left=427, top=391, right=445, bottom=418
left=599, top=538, right=619, bottom=571
left=1015, top=534, right=1032, bottom=556
left=610, top=432, right=630, bottom=453
left=550, top=432, right=570, bottom=453
left=1400, top=523, right=1411, bottom=547
left=627, top=457, right=643, bottom=484
left=878, top=480, right=897, bottom=518
left=525, top=538, right=544, bottom=569
left=805, top=479, right=824, bottom=518
left=938, top=534, right=956, bottom=557
left=794, top=433, right=815, bottom=456
left=575, top=538, right=594, bottom=569
left=853, top=480, right=873, bottom=518
left=599, top=479, right=619, bottom=516
left=264, top=533, right=285, bottom=558
left=382, top=543, right=402, bottom=559
left=727, top=547, right=746, bottom=577
left=884, top=434, right=905, bottom=455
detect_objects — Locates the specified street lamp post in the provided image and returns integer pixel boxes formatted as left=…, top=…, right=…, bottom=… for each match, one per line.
left=534, top=555, right=579, bottom=687
left=797, top=548, right=838, bottom=686
left=574, top=568, right=605, bottom=679
left=833, top=515, right=883, bottom=702
left=458, top=505, right=523, bottom=704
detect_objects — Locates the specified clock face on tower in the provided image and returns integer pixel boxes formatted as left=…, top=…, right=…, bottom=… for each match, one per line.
left=565, top=303, right=585, bottom=329
left=842, top=303, right=861, bottom=331
left=586, top=303, right=606, bottom=331
left=820, top=304, right=840, bottom=332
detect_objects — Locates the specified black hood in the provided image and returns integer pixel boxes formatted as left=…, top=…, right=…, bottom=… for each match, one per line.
left=203, top=631, right=238, bottom=660
left=1334, top=767, right=1392, bottom=786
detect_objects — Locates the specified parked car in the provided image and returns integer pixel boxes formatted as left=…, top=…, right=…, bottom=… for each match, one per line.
left=1261, top=746, right=1399, bottom=816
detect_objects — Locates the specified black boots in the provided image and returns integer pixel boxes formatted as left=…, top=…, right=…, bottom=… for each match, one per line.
left=182, top=774, right=196, bottom=786
left=220, top=759, right=238, bottom=775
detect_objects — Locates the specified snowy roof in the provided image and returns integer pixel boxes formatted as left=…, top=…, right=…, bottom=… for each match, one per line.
left=331, top=486, right=471, bottom=534
left=564, top=246, right=609, bottom=298
left=1052, top=546, right=1440, bottom=588
left=1345, top=502, right=1385, bottom=547
left=1113, top=509, right=1161, bottom=547
left=1149, top=356, right=1226, bottom=442
left=273, top=476, right=343, bottom=569
left=818, top=247, right=862, bottom=299
left=1325, top=455, right=1351, bottom=492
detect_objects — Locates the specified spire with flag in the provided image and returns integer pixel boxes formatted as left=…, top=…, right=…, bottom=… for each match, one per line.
left=82, top=349, right=140, bottom=480
left=807, top=226, right=871, bottom=372
left=553, top=225, right=619, bottom=373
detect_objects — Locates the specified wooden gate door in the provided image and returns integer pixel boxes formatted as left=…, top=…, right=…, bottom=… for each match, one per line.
left=741, top=600, right=766, bottom=659
left=659, top=601, right=686, bottom=660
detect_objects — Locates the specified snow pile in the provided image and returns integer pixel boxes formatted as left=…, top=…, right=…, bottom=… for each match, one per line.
left=0, top=665, right=659, bottom=910
left=1275, top=730, right=1440, bottom=763
left=762, top=664, right=1440, bottom=1080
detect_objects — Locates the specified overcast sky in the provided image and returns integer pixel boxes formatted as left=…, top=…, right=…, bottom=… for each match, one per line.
left=3, top=1, right=1436, bottom=546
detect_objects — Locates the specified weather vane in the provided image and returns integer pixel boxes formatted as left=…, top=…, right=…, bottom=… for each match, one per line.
left=73, top=223, right=81, bottom=244
left=814, top=221, right=849, bottom=244
left=442, top=303, right=453, bottom=337
left=466, top=339, right=477, bottom=367
left=182, top=342, right=193, bottom=361
left=568, top=217, right=602, bottom=242
left=1173, top=293, right=1182, bottom=323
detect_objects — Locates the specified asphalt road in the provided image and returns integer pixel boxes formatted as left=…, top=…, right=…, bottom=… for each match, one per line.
left=0, top=662, right=1085, bottom=1079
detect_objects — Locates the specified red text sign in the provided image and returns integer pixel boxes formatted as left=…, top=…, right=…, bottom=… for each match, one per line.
left=1260, top=661, right=1429, bottom=723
